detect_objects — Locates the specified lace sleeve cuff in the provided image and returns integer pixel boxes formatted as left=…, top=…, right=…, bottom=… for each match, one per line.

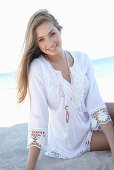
left=93, top=107, right=112, bottom=124
left=90, top=106, right=113, bottom=130
left=27, top=129, right=48, bottom=150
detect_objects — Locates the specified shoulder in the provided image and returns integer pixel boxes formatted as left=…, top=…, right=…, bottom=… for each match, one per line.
left=29, top=55, right=49, bottom=75
left=71, top=51, right=91, bottom=72
left=71, top=51, right=90, bottom=63
left=29, top=55, right=46, bottom=81
left=29, top=56, right=43, bottom=72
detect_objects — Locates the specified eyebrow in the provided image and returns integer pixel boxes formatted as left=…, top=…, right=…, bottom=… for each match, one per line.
left=36, top=29, right=55, bottom=39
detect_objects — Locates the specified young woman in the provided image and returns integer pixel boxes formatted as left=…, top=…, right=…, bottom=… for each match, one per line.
left=17, top=9, right=114, bottom=170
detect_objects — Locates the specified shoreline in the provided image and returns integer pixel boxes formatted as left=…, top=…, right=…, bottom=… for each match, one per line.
left=0, top=76, right=114, bottom=127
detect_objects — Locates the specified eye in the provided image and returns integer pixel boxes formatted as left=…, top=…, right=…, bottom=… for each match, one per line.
left=50, top=32, right=56, bottom=36
left=38, top=38, right=44, bottom=42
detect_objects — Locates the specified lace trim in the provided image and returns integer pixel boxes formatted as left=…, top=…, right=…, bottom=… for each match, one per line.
left=74, top=130, right=93, bottom=158
left=41, top=55, right=85, bottom=109
left=90, top=107, right=112, bottom=130
left=70, top=56, right=84, bottom=108
left=90, top=114, right=101, bottom=130
left=28, top=129, right=48, bottom=150
left=45, top=131, right=93, bottom=159
left=93, top=107, right=112, bottom=124
left=45, top=150, right=66, bottom=159
left=83, top=130, right=93, bottom=151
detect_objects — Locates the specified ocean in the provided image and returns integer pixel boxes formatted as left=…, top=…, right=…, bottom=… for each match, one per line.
left=0, top=72, right=16, bottom=91
left=0, top=56, right=114, bottom=91
left=91, top=56, right=114, bottom=77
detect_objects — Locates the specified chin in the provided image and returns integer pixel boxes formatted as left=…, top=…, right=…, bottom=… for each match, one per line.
left=46, top=50, right=61, bottom=57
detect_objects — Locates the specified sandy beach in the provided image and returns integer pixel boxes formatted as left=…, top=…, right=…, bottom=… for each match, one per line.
left=0, top=76, right=114, bottom=170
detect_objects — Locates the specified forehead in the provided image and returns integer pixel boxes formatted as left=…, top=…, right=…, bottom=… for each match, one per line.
left=36, top=21, right=58, bottom=37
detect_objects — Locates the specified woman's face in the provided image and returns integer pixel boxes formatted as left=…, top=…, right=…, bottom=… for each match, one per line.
left=36, top=21, right=62, bottom=57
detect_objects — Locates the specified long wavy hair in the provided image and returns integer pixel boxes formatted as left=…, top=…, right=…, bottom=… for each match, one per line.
left=17, top=9, right=63, bottom=103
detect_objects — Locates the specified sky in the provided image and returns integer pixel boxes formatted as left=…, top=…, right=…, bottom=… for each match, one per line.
left=0, top=0, right=114, bottom=73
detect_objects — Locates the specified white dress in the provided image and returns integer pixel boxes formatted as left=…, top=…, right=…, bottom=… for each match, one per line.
left=27, top=51, right=112, bottom=159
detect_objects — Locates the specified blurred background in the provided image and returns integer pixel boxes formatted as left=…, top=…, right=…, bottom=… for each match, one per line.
left=0, top=0, right=114, bottom=127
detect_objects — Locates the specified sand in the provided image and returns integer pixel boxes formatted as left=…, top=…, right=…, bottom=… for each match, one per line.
left=0, top=76, right=114, bottom=170
left=0, top=123, right=114, bottom=170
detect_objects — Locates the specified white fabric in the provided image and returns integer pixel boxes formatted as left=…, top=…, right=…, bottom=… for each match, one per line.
left=27, top=51, right=112, bottom=159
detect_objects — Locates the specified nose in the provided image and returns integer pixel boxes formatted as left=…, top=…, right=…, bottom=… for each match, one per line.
left=46, top=37, right=54, bottom=48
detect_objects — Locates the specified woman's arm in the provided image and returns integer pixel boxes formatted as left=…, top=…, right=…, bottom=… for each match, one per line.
left=105, top=102, right=114, bottom=161
left=100, top=122, right=114, bottom=162
left=26, top=61, right=49, bottom=169
left=83, top=54, right=114, bottom=161
left=26, top=147, right=40, bottom=170
left=105, top=102, right=114, bottom=123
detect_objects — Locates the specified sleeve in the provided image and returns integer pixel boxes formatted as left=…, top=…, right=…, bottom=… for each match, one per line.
left=84, top=54, right=112, bottom=129
left=27, top=60, right=49, bottom=150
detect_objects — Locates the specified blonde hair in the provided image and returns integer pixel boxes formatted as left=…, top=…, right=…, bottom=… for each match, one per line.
left=17, top=9, right=63, bottom=103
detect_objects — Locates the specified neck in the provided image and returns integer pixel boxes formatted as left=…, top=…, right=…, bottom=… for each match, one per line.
left=45, top=50, right=65, bottom=65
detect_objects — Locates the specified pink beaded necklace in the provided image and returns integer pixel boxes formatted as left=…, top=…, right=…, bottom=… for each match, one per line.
left=44, top=52, right=73, bottom=123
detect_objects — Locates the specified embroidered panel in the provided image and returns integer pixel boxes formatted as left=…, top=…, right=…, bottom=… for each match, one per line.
left=28, top=129, right=48, bottom=150
left=93, top=107, right=112, bottom=124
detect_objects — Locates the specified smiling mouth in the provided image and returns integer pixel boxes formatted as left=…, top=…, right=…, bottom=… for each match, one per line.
left=48, top=45, right=57, bottom=51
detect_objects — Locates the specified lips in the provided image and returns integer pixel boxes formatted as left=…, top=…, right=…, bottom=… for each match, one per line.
left=48, top=45, right=57, bottom=51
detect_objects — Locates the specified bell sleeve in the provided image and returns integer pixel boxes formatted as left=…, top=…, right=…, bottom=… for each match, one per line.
left=27, top=59, right=49, bottom=150
left=84, top=54, right=112, bottom=130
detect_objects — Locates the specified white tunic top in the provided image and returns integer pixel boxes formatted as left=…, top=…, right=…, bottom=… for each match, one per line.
left=27, top=51, right=112, bottom=159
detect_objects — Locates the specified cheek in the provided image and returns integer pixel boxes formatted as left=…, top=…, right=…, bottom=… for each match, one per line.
left=54, top=35, right=62, bottom=44
left=37, top=42, right=44, bottom=50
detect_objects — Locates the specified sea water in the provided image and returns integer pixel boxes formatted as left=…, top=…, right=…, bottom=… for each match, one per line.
left=0, top=72, right=16, bottom=91
left=91, top=56, right=114, bottom=77
left=0, top=56, right=114, bottom=91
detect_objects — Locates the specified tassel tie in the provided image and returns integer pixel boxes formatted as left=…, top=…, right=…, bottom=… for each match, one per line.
left=65, top=105, right=69, bottom=123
